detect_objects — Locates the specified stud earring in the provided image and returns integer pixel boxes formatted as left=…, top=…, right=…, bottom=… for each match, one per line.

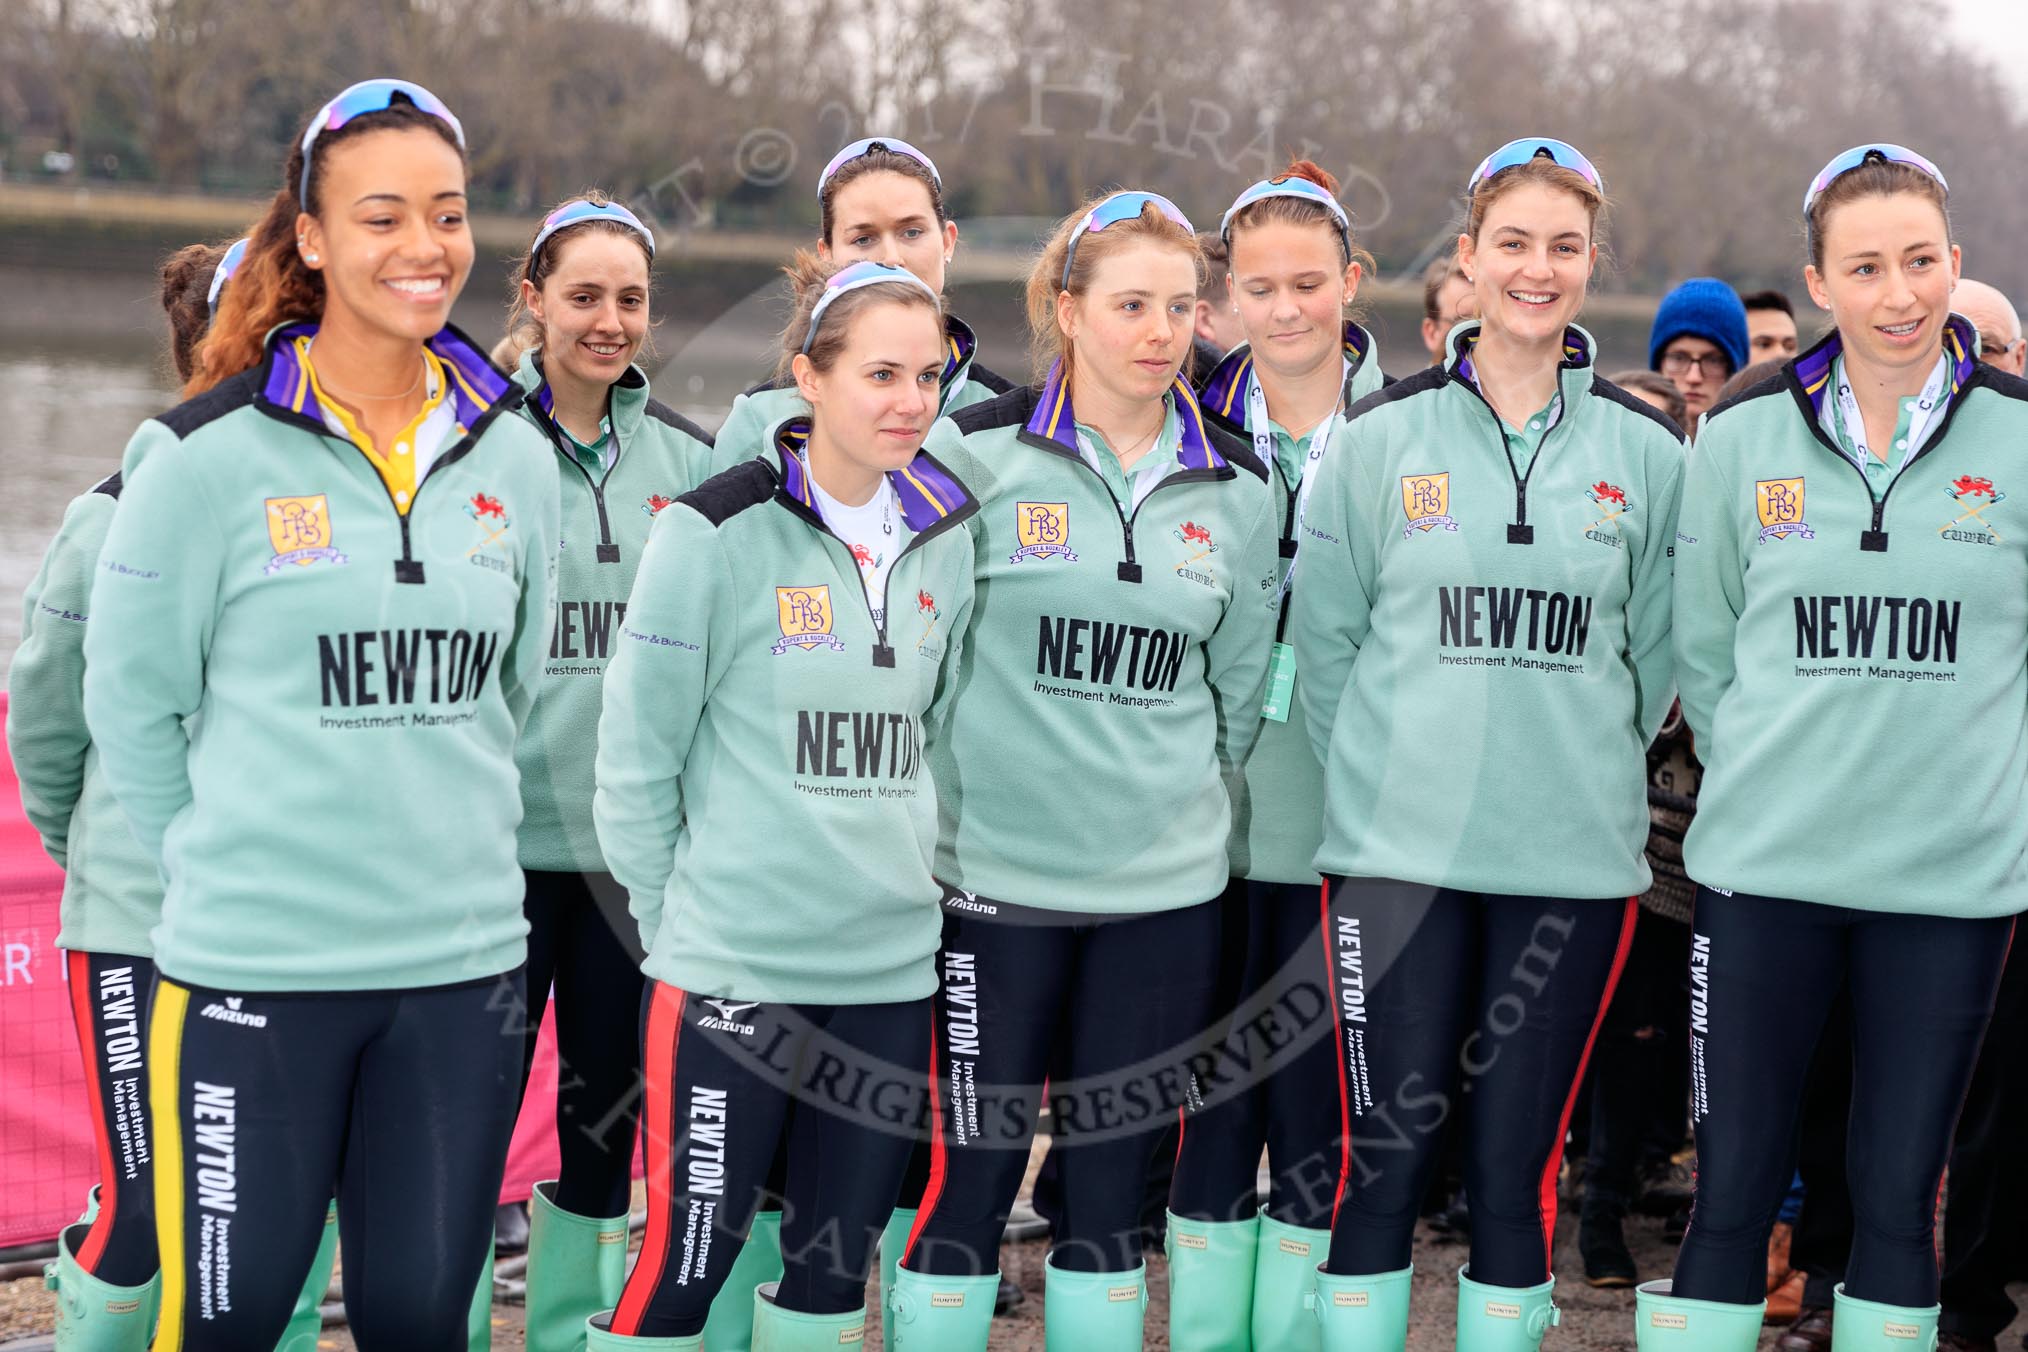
left=304, top=252, right=319, bottom=263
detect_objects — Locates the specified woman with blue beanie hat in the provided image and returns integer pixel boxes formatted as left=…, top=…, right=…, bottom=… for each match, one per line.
left=1649, top=278, right=1749, bottom=434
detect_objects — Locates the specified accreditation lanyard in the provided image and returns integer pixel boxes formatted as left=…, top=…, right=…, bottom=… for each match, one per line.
left=1246, top=360, right=1347, bottom=722
left=1828, top=351, right=1949, bottom=487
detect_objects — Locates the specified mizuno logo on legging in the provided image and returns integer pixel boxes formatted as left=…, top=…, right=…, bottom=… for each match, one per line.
left=97, top=966, right=143, bottom=1073
left=687, top=1087, right=729, bottom=1197
left=1335, top=917, right=1368, bottom=1024
left=699, top=1001, right=757, bottom=1035
left=199, top=996, right=268, bottom=1028
left=191, top=1081, right=238, bottom=1213
left=944, top=952, right=981, bottom=1056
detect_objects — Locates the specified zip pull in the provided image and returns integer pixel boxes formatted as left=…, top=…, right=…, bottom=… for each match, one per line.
left=1508, top=482, right=1533, bottom=545
left=597, top=543, right=621, bottom=563
left=395, top=560, right=426, bottom=584
left=872, top=644, right=896, bottom=667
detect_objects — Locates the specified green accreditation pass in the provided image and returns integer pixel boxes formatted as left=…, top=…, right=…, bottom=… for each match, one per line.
left=1262, top=642, right=1296, bottom=722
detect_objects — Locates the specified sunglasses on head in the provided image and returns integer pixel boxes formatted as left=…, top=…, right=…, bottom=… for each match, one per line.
left=1062, top=191, right=1195, bottom=289
left=206, top=237, right=250, bottom=317
left=1218, top=176, right=1351, bottom=253
left=525, top=199, right=657, bottom=279
left=1802, top=143, right=1948, bottom=219
left=817, top=137, right=942, bottom=199
left=298, top=79, right=465, bottom=209
left=801, top=260, right=940, bottom=355
left=1466, top=138, right=1603, bottom=196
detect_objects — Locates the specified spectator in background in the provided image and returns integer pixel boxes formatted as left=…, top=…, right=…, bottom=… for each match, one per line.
left=1612, top=369, right=1687, bottom=431
left=1953, top=277, right=2024, bottom=375
left=1743, top=289, right=1800, bottom=361
left=1420, top=252, right=1474, bottom=365
left=1192, top=230, right=1246, bottom=374
left=1650, top=277, right=1748, bottom=438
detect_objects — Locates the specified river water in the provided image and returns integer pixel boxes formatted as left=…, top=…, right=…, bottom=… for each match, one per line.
left=0, top=262, right=1657, bottom=678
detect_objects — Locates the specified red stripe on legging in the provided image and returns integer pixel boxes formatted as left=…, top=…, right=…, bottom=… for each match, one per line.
left=612, top=983, right=686, bottom=1335
left=66, top=951, right=118, bottom=1274
left=1534, top=898, right=1638, bottom=1275
left=1318, top=881, right=1354, bottom=1231
left=902, top=1016, right=946, bottom=1267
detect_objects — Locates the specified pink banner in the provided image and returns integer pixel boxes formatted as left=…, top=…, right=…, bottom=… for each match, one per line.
left=0, top=692, right=579, bottom=1249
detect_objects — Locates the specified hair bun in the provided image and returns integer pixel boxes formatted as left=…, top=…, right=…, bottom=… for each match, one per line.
left=1277, top=158, right=1340, bottom=196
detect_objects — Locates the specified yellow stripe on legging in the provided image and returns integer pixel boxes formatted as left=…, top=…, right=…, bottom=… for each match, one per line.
left=149, top=980, right=190, bottom=1352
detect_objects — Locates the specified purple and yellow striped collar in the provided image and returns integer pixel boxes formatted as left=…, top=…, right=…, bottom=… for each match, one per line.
left=1024, top=358, right=1225, bottom=471
left=1791, top=312, right=1978, bottom=422
left=1450, top=322, right=1593, bottom=390
left=1201, top=321, right=1371, bottom=425
left=771, top=418, right=972, bottom=531
left=262, top=321, right=511, bottom=429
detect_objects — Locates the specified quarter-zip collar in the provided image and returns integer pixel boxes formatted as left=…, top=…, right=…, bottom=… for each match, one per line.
left=768, top=417, right=978, bottom=539
left=1779, top=312, right=1988, bottom=552
left=249, top=320, right=526, bottom=583
left=1198, top=319, right=1374, bottom=424
left=1019, top=358, right=1228, bottom=473
left=1441, top=321, right=1598, bottom=546
left=256, top=320, right=520, bottom=436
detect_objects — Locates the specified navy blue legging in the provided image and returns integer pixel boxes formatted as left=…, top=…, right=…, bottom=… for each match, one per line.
left=615, top=986, right=930, bottom=1336
left=151, top=969, right=525, bottom=1351
left=1672, top=887, right=2012, bottom=1308
left=65, top=951, right=158, bottom=1287
left=1170, top=878, right=1343, bottom=1228
left=1319, top=877, right=1635, bottom=1289
left=903, top=889, right=1223, bottom=1276
left=519, top=868, right=647, bottom=1219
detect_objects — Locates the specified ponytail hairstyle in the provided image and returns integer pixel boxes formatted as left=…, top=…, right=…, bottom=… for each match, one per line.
left=818, top=142, right=949, bottom=248
left=1025, top=192, right=1203, bottom=381
left=774, top=250, right=944, bottom=386
left=498, top=189, right=659, bottom=371
left=159, top=242, right=231, bottom=384
left=186, top=94, right=465, bottom=396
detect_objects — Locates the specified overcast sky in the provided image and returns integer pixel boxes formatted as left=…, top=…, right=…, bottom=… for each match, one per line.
left=1950, top=0, right=2028, bottom=109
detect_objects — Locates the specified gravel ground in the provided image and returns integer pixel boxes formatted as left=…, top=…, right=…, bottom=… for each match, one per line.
left=6, top=1195, right=2024, bottom=1349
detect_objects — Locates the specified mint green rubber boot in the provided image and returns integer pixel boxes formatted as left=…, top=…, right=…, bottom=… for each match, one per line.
left=277, top=1200, right=338, bottom=1352
left=1632, top=1280, right=1764, bottom=1350
left=1831, top=1284, right=1940, bottom=1351
left=1312, top=1264, right=1412, bottom=1351
left=1164, top=1210, right=1258, bottom=1351
left=702, top=1210, right=784, bottom=1351
left=526, top=1182, right=631, bottom=1352
left=468, top=1238, right=497, bottom=1351
left=877, top=1207, right=916, bottom=1307
left=1455, top=1266, right=1559, bottom=1350
left=1043, top=1256, right=1147, bottom=1351
left=44, top=1223, right=160, bottom=1352
left=1252, top=1210, right=1328, bottom=1352
left=586, top=1313, right=703, bottom=1350
left=884, top=1265, right=999, bottom=1352
left=749, top=1283, right=868, bottom=1350
left=77, top=1185, right=102, bottom=1227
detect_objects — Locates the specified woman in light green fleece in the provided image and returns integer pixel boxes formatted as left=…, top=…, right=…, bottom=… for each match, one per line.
left=586, top=258, right=977, bottom=1351
left=493, top=194, right=720, bottom=1352
left=81, top=79, right=559, bottom=1347
left=710, top=136, right=1011, bottom=464
left=1290, top=139, right=1683, bottom=1352
left=1171, top=156, right=1390, bottom=1352
left=885, top=192, right=1279, bottom=1352
left=1642, top=145, right=2023, bottom=1352
left=11, top=238, right=336, bottom=1350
